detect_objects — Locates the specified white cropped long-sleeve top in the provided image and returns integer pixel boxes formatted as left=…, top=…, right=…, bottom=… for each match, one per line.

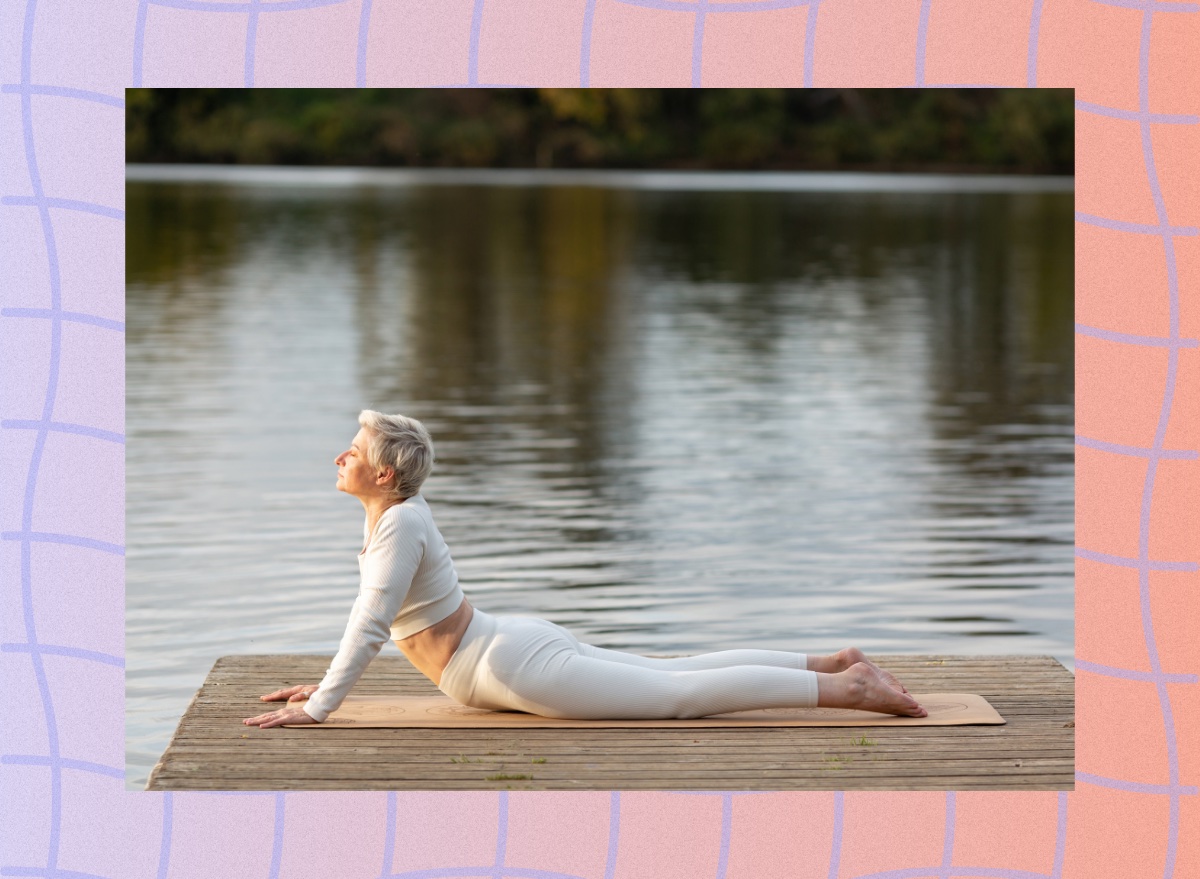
left=303, top=494, right=464, bottom=722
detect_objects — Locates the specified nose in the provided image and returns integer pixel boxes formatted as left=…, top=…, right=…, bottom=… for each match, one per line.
left=335, top=450, right=347, bottom=466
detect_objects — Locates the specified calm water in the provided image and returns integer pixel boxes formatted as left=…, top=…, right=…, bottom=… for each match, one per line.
left=126, top=167, right=1074, bottom=789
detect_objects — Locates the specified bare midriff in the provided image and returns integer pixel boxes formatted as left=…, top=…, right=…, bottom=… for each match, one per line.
left=394, top=598, right=474, bottom=687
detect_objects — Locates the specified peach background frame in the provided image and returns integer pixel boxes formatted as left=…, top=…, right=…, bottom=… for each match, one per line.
left=1, top=0, right=1197, bottom=877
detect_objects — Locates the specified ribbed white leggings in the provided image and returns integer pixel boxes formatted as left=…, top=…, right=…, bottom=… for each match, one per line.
left=437, top=608, right=820, bottom=719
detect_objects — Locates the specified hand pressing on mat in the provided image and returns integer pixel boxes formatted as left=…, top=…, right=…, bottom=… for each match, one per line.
left=259, top=684, right=320, bottom=703
left=243, top=706, right=319, bottom=728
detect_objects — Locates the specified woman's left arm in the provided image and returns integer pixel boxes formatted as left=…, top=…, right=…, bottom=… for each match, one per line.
left=297, top=509, right=425, bottom=723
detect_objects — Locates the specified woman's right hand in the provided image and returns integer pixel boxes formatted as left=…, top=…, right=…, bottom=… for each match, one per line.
left=260, top=684, right=319, bottom=703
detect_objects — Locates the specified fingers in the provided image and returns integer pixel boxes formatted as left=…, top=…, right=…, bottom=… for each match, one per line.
left=243, top=711, right=293, bottom=728
left=244, top=710, right=281, bottom=724
left=261, top=685, right=310, bottom=702
left=244, top=701, right=316, bottom=727
left=245, top=708, right=288, bottom=725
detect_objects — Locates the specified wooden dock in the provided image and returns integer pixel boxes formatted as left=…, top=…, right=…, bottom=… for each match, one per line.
left=146, top=654, right=1073, bottom=791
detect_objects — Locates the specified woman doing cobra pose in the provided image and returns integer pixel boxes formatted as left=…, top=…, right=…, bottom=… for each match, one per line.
left=243, top=411, right=926, bottom=729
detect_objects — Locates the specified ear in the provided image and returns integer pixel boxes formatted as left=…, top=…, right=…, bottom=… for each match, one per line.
left=376, top=467, right=395, bottom=486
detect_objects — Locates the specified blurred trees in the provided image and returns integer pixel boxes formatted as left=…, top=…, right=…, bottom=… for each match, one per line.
left=126, top=88, right=1072, bottom=174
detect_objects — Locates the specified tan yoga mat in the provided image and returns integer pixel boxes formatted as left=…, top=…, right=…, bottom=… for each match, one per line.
left=284, top=693, right=1005, bottom=728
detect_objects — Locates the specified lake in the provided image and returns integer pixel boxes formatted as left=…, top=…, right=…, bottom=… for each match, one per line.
left=126, top=166, right=1074, bottom=789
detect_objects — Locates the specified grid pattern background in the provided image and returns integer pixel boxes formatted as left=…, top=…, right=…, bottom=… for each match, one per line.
left=1, top=0, right=1197, bottom=876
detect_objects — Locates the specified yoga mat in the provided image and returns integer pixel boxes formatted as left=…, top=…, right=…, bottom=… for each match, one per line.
left=283, top=693, right=1005, bottom=728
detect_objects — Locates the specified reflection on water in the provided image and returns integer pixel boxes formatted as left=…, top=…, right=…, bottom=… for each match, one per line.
left=126, top=169, right=1073, bottom=788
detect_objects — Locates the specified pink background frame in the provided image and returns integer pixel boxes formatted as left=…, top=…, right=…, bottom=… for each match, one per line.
left=1, top=0, right=1197, bottom=876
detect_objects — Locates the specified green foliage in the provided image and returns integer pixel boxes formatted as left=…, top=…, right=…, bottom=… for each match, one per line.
left=126, top=89, right=1072, bottom=174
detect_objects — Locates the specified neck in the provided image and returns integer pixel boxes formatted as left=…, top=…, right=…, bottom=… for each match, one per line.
left=361, top=495, right=404, bottom=526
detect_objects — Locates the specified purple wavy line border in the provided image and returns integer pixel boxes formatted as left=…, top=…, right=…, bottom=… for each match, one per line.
left=356, top=0, right=371, bottom=87
left=914, top=0, right=931, bottom=87
left=1077, top=773, right=1198, bottom=797
left=12, top=2, right=66, bottom=875
left=1076, top=322, right=1200, bottom=349
left=1076, top=210, right=1198, bottom=237
left=1075, top=546, right=1198, bottom=572
left=5, top=0, right=1188, bottom=878
left=691, top=0, right=707, bottom=87
left=1131, top=8, right=1191, bottom=877
left=803, top=1, right=820, bottom=87
left=1077, top=99, right=1198, bottom=124
left=1076, top=659, right=1198, bottom=684
left=1027, top=0, right=1044, bottom=86
left=1, top=196, right=124, bottom=220
left=468, top=0, right=485, bottom=86
left=1, top=419, right=125, bottom=444
left=2, top=643, right=125, bottom=668
left=132, top=0, right=842, bottom=88
left=371, top=792, right=622, bottom=879
left=1, top=755, right=124, bottom=779
left=0, top=83, right=125, bottom=107
left=2, top=308, right=126, bottom=331
left=605, top=791, right=620, bottom=879
left=1076, top=435, right=1198, bottom=460
left=1091, top=0, right=1197, bottom=12
left=494, top=791, right=509, bottom=877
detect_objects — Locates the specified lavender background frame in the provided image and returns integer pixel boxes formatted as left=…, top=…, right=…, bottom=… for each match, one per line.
left=1, top=0, right=1197, bottom=877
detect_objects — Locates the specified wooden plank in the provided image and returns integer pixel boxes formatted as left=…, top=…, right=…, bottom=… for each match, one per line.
left=146, top=654, right=1074, bottom=791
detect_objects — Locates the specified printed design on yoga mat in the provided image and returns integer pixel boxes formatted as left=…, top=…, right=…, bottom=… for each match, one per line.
left=748, top=700, right=972, bottom=718
left=427, top=703, right=512, bottom=718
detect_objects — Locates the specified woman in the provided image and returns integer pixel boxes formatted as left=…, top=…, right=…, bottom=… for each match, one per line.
left=244, top=411, right=926, bottom=729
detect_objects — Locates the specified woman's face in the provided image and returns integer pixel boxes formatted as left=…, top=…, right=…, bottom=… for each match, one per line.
left=335, top=428, right=387, bottom=498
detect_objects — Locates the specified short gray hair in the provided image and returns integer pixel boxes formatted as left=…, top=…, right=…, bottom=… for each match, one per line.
left=357, top=410, right=435, bottom=500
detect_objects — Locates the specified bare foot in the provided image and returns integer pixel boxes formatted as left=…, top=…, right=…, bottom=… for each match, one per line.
left=836, top=647, right=909, bottom=694
left=821, top=662, right=927, bottom=717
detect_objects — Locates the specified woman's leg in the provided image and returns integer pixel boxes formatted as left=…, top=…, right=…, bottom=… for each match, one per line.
left=478, top=618, right=926, bottom=719
left=491, top=648, right=822, bottom=720
left=574, top=628, right=912, bottom=696
left=579, top=641, right=808, bottom=672
left=533, top=617, right=808, bottom=672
